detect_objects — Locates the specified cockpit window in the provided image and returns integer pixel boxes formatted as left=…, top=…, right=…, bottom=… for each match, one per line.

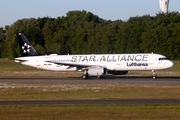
left=159, top=57, right=168, bottom=60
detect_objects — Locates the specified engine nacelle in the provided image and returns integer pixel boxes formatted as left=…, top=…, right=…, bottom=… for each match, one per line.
left=88, top=66, right=105, bottom=76
left=107, top=70, right=128, bottom=75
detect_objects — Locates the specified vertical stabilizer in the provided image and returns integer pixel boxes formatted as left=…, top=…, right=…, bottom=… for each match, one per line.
left=17, top=33, right=39, bottom=57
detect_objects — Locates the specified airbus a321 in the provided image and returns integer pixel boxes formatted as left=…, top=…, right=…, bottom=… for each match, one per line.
left=15, top=33, right=174, bottom=79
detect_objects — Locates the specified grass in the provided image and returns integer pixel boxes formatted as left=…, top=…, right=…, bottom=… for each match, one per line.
left=0, top=83, right=180, bottom=100
left=0, top=104, right=180, bottom=120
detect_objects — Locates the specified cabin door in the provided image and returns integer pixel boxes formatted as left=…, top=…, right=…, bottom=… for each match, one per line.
left=36, top=58, right=41, bottom=69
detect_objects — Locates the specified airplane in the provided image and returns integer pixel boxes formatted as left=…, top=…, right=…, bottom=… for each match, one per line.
left=15, top=33, right=174, bottom=79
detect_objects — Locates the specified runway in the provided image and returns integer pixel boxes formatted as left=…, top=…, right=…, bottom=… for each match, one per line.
left=1, top=99, right=180, bottom=105
left=0, top=76, right=180, bottom=84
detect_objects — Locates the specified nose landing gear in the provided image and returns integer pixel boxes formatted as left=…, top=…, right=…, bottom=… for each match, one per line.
left=152, top=70, right=156, bottom=79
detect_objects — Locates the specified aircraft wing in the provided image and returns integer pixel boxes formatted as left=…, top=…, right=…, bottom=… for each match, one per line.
left=45, top=61, right=92, bottom=70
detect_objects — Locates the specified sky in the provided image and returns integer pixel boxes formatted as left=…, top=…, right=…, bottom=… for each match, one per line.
left=0, top=0, right=180, bottom=27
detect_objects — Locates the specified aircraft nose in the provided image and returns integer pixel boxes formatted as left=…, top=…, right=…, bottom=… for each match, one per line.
left=168, top=60, right=174, bottom=68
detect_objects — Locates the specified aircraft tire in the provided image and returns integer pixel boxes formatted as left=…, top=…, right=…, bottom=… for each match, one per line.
left=100, top=76, right=103, bottom=79
left=97, top=75, right=103, bottom=79
left=82, top=75, right=88, bottom=79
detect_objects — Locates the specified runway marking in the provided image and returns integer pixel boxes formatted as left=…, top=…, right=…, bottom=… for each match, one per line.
left=0, top=99, right=180, bottom=105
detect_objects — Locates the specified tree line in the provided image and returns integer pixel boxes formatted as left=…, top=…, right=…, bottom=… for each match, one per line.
left=0, top=10, right=180, bottom=59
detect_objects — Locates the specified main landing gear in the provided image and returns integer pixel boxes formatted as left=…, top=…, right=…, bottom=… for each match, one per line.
left=152, top=70, right=156, bottom=79
left=82, top=70, right=89, bottom=79
left=81, top=70, right=104, bottom=79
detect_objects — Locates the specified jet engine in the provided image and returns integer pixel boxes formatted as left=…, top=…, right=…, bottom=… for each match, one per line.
left=88, top=66, right=106, bottom=76
left=107, top=70, right=128, bottom=75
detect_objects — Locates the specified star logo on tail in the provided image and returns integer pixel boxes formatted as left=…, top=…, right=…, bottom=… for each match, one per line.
left=22, top=43, right=31, bottom=53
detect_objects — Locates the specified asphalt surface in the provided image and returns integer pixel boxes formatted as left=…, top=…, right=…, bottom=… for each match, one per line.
left=0, top=77, right=180, bottom=105
left=0, top=99, right=180, bottom=105
left=0, top=76, right=180, bottom=84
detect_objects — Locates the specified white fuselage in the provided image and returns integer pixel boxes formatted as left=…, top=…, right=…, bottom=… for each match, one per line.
left=15, top=53, right=173, bottom=72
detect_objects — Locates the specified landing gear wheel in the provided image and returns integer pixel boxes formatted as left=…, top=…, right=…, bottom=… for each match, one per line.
left=99, top=76, right=103, bottom=79
left=97, top=75, right=103, bottom=79
left=82, top=70, right=89, bottom=79
left=82, top=74, right=89, bottom=79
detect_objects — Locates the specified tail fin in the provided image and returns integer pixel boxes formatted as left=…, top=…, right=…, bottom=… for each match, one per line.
left=17, top=33, right=39, bottom=57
